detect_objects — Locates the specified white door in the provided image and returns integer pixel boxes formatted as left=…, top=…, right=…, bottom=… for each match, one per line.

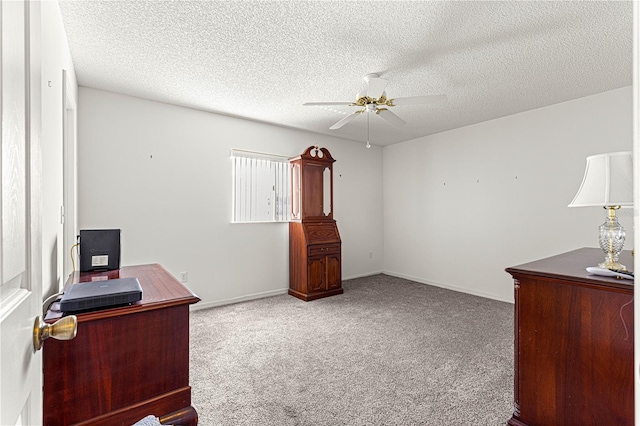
left=0, top=0, right=43, bottom=425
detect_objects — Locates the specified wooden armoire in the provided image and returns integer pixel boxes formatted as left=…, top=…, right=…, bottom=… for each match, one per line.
left=288, top=146, right=343, bottom=301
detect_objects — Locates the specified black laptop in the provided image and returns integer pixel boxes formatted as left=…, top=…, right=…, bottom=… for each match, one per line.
left=59, top=277, right=143, bottom=313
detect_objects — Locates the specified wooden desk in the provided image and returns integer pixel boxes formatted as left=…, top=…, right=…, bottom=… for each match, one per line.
left=43, top=264, right=200, bottom=426
left=506, top=248, right=634, bottom=426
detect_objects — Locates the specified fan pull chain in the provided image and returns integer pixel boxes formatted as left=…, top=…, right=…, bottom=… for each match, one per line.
left=366, top=112, right=371, bottom=149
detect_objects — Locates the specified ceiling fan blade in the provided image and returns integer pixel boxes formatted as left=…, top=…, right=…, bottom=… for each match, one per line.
left=376, top=109, right=406, bottom=127
left=303, top=101, right=352, bottom=106
left=366, top=76, right=388, bottom=99
left=389, top=94, right=447, bottom=106
left=329, top=112, right=361, bottom=130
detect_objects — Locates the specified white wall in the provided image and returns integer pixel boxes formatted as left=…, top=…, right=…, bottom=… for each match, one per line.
left=41, top=1, right=78, bottom=299
left=383, top=86, right=634, bottom=303
left=77, top=88, right=383, bottom=308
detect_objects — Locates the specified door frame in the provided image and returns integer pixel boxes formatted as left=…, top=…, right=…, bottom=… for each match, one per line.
left=62, top=69, right=77, bottom=280
left=633, top=2, right=639, bottom=420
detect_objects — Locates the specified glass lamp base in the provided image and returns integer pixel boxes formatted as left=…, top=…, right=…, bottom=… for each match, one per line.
left=598, top=207, right=626, bottom=271
left=597, top=261, right=627, bottom=271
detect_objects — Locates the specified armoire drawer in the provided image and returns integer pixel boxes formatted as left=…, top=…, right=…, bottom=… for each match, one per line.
left=308, top=244, right=340, bottom=257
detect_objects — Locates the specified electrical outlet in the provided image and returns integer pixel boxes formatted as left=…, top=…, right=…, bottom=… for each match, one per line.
left=369, top=251, right=373, bottom=259
left=180, top=271, right=188, bottom=283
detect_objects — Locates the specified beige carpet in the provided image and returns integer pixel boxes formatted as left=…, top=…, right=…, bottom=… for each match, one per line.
left=189, top=274, right=514, bottom=425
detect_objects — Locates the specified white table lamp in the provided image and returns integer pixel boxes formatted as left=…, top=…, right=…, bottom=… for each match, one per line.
left=569, top=151, right=633, bottom=270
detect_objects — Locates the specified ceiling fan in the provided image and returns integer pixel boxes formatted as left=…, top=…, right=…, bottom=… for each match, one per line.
left=303, top=73, right=447, bottom=130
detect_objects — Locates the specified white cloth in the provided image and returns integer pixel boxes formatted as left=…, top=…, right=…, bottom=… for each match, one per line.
left=132, top=415, right=163, bottom=426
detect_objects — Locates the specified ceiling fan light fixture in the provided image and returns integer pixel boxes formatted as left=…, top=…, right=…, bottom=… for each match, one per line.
left=304, top=73, right=446, bottom=134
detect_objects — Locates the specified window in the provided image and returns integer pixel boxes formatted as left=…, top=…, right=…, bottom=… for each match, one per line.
left=231, top=149, right=289, bottom=223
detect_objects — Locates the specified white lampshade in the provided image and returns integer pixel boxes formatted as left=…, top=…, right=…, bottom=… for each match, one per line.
left=568, top=151, right=633, bottom=208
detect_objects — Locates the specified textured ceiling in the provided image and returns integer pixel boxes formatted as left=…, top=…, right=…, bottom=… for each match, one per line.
left=57, top=1, right=632, bottom=147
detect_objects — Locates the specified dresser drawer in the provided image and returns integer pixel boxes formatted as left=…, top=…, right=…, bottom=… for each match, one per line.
left=308, top=244, right=340, bottom=257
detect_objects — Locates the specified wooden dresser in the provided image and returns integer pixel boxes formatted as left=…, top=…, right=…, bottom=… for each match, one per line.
left=506, top=248, right=634, bottom=426
left=288, top=146, right=342, bottom=301
left=43, top=264, right=200, bottom=426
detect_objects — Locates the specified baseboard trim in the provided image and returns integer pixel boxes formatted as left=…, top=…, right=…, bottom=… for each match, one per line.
left=382, top=270, right=514, bottom=304
left=192, top=272, right=385, bottom=310
left=343, top=270, right=384, bottom=280
left=190, top=270, right=512, bottom=310
left=190, top=288, right=289, bottom=311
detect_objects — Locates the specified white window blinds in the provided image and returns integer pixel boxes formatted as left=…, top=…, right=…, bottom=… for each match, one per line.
left=231, top=149, right=289, bottom=223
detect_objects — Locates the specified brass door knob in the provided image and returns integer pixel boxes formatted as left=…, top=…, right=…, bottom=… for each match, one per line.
left=33, top=315, right=77, bottom=351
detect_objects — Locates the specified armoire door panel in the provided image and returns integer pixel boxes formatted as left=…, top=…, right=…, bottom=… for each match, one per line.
left=307, top=257, right=325, bottom=292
